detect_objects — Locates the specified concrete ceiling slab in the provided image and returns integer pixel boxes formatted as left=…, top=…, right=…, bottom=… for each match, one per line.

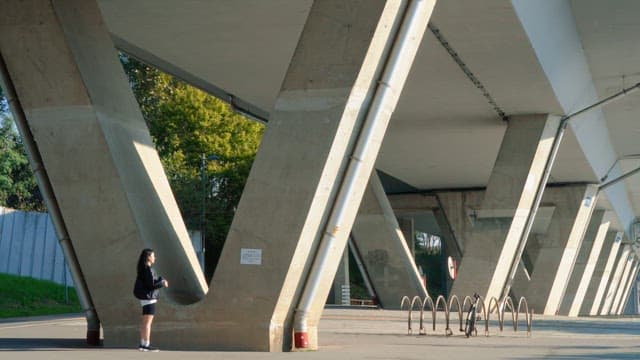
left=571, top=0, right=640, bottom=226
left=98, top=0, right=312, bottom=115
left=571, top=0, right=640, bottom=159
left=96, top=0, right=640, bottom=223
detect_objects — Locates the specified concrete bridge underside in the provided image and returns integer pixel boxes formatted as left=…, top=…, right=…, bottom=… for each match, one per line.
left=2, top=0, right=640, bottom=352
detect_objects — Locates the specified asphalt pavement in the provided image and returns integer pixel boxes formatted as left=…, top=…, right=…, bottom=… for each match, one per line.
left=1, top=308, right=640, bottom=359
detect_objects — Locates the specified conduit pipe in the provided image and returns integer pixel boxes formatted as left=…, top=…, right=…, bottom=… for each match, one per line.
left=501, top=81, right=640, bottom=301
left=292, top=0, right=433, bottom=348
left=599, top=166, right=640, bottom=191
left=0, top=56, right=101, bottom=345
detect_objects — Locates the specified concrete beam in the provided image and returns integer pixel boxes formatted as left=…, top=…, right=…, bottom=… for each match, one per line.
left=388, top=193, right=440, bottom=213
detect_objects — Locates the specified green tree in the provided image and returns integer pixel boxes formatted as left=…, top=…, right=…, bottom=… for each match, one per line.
left=0, top=114, right=44, bottom=211
left=121, top=55, right=264, bottom=279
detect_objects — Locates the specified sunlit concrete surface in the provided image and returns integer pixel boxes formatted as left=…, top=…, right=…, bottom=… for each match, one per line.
left=1, top=308, right=640, bottom=359
left=3, top=0, right=640, bottom=349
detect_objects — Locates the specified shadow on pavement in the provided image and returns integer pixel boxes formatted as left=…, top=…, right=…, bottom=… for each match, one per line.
left=515, top=353, right=640, bottom=360
left=532, top=319, right=640, bottom=336
left=0, top=338, right=90, bottom=351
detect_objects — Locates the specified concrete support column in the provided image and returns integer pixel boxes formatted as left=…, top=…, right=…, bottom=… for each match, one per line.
left=560, top=210, right=606, bottom=316
left=398, top=217, right=415, bottom=258
left=569, top=212, right=613, bottom=316
left=589, top=232, right=624, bottom=315
left=625, top=264, right=640, bottom=314
left=616, top=260, right=639, bottom=315
left=600, top=245, right=632, bottom=315
left=287, top=0, right=434, bottom=350
left=0, top=0, right=207, bottom=311
left=0, top=0, right=432, bottom=351
left=627, top=277, right=640, bottom=314
left=432, top=204, right=463, bottom=297
left=611, top=256, right=636, bottom=314
left=543, top=185, right=598, bottom=315
left=436, top=191, right=482, bottom=296
left=434, top=191, right=477, bottom=254
left=388, top=192, right=464, bottom=297
left=511, top=185, right=597, bottom=314
left=447, top=115, right=561, bottom=300
left=351, top=174, right=428, bottom=308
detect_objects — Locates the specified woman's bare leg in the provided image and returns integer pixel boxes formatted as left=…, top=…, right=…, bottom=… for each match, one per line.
left=140, top=314, right=154, bottom=344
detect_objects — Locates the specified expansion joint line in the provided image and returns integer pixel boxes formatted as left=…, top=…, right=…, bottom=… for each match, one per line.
left=428, top=23, right=508, bottom=121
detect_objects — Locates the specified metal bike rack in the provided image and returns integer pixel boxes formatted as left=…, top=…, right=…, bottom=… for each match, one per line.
left=400, top=294, right=533, bottom=337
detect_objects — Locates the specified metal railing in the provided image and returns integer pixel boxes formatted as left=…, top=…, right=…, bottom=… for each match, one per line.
left=400, top=294, right=533, bottom=337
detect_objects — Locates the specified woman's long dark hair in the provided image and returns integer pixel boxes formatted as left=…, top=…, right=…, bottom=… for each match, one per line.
left=137, top=248, right=154, bottom=275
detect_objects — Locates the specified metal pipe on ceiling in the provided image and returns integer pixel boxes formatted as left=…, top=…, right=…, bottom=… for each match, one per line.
left=600, top=166, right=640, bottom=191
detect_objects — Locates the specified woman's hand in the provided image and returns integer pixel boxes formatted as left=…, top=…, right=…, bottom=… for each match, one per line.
left=162, top=279, right=169, bottom=288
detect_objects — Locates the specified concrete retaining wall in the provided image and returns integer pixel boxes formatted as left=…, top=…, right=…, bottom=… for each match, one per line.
left=0, top=206, right=73, bottom=286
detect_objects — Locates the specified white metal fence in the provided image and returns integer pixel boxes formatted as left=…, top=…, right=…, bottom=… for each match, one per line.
left=0, top=206, right=73, bottom=286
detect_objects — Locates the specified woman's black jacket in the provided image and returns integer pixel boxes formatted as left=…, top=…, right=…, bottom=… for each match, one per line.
left=133, top=265, right=164, bottom=300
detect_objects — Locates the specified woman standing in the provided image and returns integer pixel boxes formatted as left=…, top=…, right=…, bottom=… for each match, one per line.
left=133, top=248, right=168, bottom=352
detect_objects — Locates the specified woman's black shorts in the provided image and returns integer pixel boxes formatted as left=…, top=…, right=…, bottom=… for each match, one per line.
left=142, top=303, right=156, bottom=315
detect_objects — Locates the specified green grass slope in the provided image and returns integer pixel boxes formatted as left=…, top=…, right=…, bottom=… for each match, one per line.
left=0, top=273, right=81, bottom=318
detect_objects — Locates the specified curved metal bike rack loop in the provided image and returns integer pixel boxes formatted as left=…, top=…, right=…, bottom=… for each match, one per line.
left=421, top=296, right=435, bottom=334
left=413, top=296, right=425, bottom=335
left=517, top=297, right=533, bottom=336
left=503, top=297, right=516, bottom=332
left=448, top=295, right=464, bottom=333
left=433, top=295, right=451, bottom=335
left=486, top=296, right=501, bottom=332
left=400, top=296, right=410, bottom=334
left=477, top=296, right=490, bottom=337
left=401, top=296, right=424, bottom=335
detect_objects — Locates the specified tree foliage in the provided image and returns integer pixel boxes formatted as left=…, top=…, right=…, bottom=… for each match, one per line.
left=0, top=55, right=261, bottom=279
left=0, top=115, right=44, bottom=211
left=121, top=55, right=265, bottom=279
